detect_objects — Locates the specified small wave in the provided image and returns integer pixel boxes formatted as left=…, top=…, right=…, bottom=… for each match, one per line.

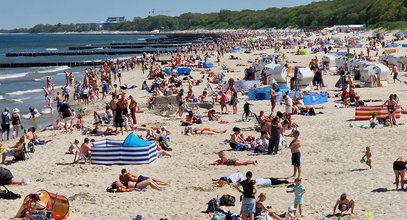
left=0, top=95, right=3, bottom=100
left=10, top=99, right=24, bottom=103
left=22, top=112, right=41, bottom=120
left=7, top=88, right=44, bottom=96
left=137, top=38, right=146, bottom=41
left=37, top=66, right=69, bottom=74
left=46, top=48, right=58, bottom=51
left=0, top=72, right=30, bottom=80
left=95, top=47, right=103, bottom=50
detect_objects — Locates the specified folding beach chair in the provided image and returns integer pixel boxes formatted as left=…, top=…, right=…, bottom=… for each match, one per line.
left=22, top=136, right=34, bottom=159
left=72, top=144, right=91, bottom=164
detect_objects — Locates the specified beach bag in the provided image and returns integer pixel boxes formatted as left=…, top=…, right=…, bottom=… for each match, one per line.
left=193, top=117, right=202, bottom=124
left=205, top=198, right=220, bottom=213
left=0, top=188, right=21, bottom=200
left=211, top=211, right=226, bottom=220
left=219, top=194, right=235, bottom=206
left=0, top=167, right=13, bottom=185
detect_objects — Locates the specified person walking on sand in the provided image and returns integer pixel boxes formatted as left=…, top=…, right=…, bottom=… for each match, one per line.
left=234, top=171, right=257, bottom=220
left=362, top=146, right=372, bottom=169
left=289, top=130, right=301, bottom=178
left=391, top=65, right=401, bottom=83
left=11, top=108, right=23, bottom=139
left=129, top=95, right=137, bottom=125
left=1, top=108, right=11, bottom=141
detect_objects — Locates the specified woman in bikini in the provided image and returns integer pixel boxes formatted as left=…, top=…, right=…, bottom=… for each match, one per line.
left=333, top=193, right=355, bottom=216
left=11, top=108, right=23, bottom=139
left=393, top=157, right=406, bottom=190
left=384, top=94, right=398, bottom=127
left=119, top=169, right=169, bottom=191
left=217, top=151, right=258, bottom=166
left=229, top=127, right=245, bottom=150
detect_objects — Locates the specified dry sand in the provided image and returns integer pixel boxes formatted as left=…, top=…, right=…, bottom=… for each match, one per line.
left=1, top=31, right=407, bottom=220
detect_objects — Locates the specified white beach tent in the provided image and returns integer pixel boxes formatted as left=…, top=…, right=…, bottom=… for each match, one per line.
left=91, top=133, right=158, bottom=165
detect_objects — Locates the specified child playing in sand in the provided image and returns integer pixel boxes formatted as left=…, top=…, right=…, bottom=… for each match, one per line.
left=217, top=151, right=258, bottom=166
left=66, top=139, right=79, bottom=154
left=287, top=178, right=306, bottom=217
left=362, top=146, right=372, bottom=169
left=369, top=112, right=378, bottom=128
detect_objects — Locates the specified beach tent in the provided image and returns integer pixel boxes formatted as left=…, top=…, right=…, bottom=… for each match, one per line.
left=248, top=86, right=290, bottom=101
left=303, top=93, right=328, bottom=106
left=91, top=133, right=157, bottom=165
left=299, top=49, right=308, bottom=55
left=164, top=67, right=191, bottom=75
left=16, top=190, right=70, bottom=220
left=203, top=62, right=213, bottom=68
left=355, top=105, right=401, bottom=120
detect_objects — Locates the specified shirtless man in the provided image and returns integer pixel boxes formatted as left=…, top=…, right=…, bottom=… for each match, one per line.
left=289, top=130, right=301, bottom=178
left=79, top=138, right=91, bottom=157
left=129, top=95, right=137, bottom=125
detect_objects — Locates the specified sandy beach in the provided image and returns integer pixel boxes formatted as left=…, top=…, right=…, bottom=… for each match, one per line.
left=1, top=30, right=407, bottom=220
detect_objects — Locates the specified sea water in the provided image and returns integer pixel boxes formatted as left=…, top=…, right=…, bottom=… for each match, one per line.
left=0, top=34, right=167, bottom=128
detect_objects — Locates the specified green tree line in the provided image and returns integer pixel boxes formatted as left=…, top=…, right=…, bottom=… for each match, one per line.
left=2, top=0, right=407, bottom=33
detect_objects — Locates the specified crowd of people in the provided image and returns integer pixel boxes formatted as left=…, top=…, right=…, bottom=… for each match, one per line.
left=1, top=29, right=406, bottom=220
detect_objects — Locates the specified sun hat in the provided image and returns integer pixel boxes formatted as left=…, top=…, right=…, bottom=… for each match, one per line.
left=13, top=108, right=20, bottom=113
left=21, top=178, right=30, bottom=185
left=288, top=206, right=296, bottom=211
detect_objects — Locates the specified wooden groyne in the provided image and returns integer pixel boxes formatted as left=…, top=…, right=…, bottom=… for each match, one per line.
left=5, top=48, right=176, bottom=57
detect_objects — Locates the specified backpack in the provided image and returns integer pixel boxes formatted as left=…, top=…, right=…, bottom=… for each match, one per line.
left=308, top=107, right=316, bottom=116
left=211, top=211, right=226, bottom=220
left=1, top=112, right=9, bottom=124
left=219, top=194, right=236, bottom=206
left=205, top=198, right=220, bottom=213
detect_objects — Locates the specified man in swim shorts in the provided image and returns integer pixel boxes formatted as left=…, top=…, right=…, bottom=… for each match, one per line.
left=270, top=83, right=279, bottom=114
left=289, top=130, right=301, bottom=178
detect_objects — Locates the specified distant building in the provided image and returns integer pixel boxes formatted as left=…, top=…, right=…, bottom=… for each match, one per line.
left=333, top=24, right=366, bottom=33
left=76, top=17, right=126, bottom=31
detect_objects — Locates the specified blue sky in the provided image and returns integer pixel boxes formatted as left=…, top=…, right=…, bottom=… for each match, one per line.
left=1, top=0, right=321, bottom=29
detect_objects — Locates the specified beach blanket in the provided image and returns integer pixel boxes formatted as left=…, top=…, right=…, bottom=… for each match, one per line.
left=355, top=124, right=384, bottom=129
left=355, top=105, right=401, bottom=120
left=258, top=183, right=291, bottom=188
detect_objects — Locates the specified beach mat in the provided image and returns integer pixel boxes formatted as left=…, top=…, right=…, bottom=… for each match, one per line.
left=258, top=183, right=291, bottom=188
left=355, top=105, right=401, bottom=120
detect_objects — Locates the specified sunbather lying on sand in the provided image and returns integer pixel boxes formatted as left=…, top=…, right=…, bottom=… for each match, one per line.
left=119, top=169, right=170, bottom=191
left=216, top=151, right=258, bottom=166
left=184, top=127, right=226, bottom=135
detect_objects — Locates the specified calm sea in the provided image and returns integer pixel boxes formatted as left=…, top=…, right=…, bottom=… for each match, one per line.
left=0, top=34, right=167, bottom=129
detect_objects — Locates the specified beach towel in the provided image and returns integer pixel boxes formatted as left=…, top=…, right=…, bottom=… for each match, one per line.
left=258, top=183, right=291, bottom=188
left=355, top=105, right=401, bottom=120
left=355, top=124, right=384, bottom=129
